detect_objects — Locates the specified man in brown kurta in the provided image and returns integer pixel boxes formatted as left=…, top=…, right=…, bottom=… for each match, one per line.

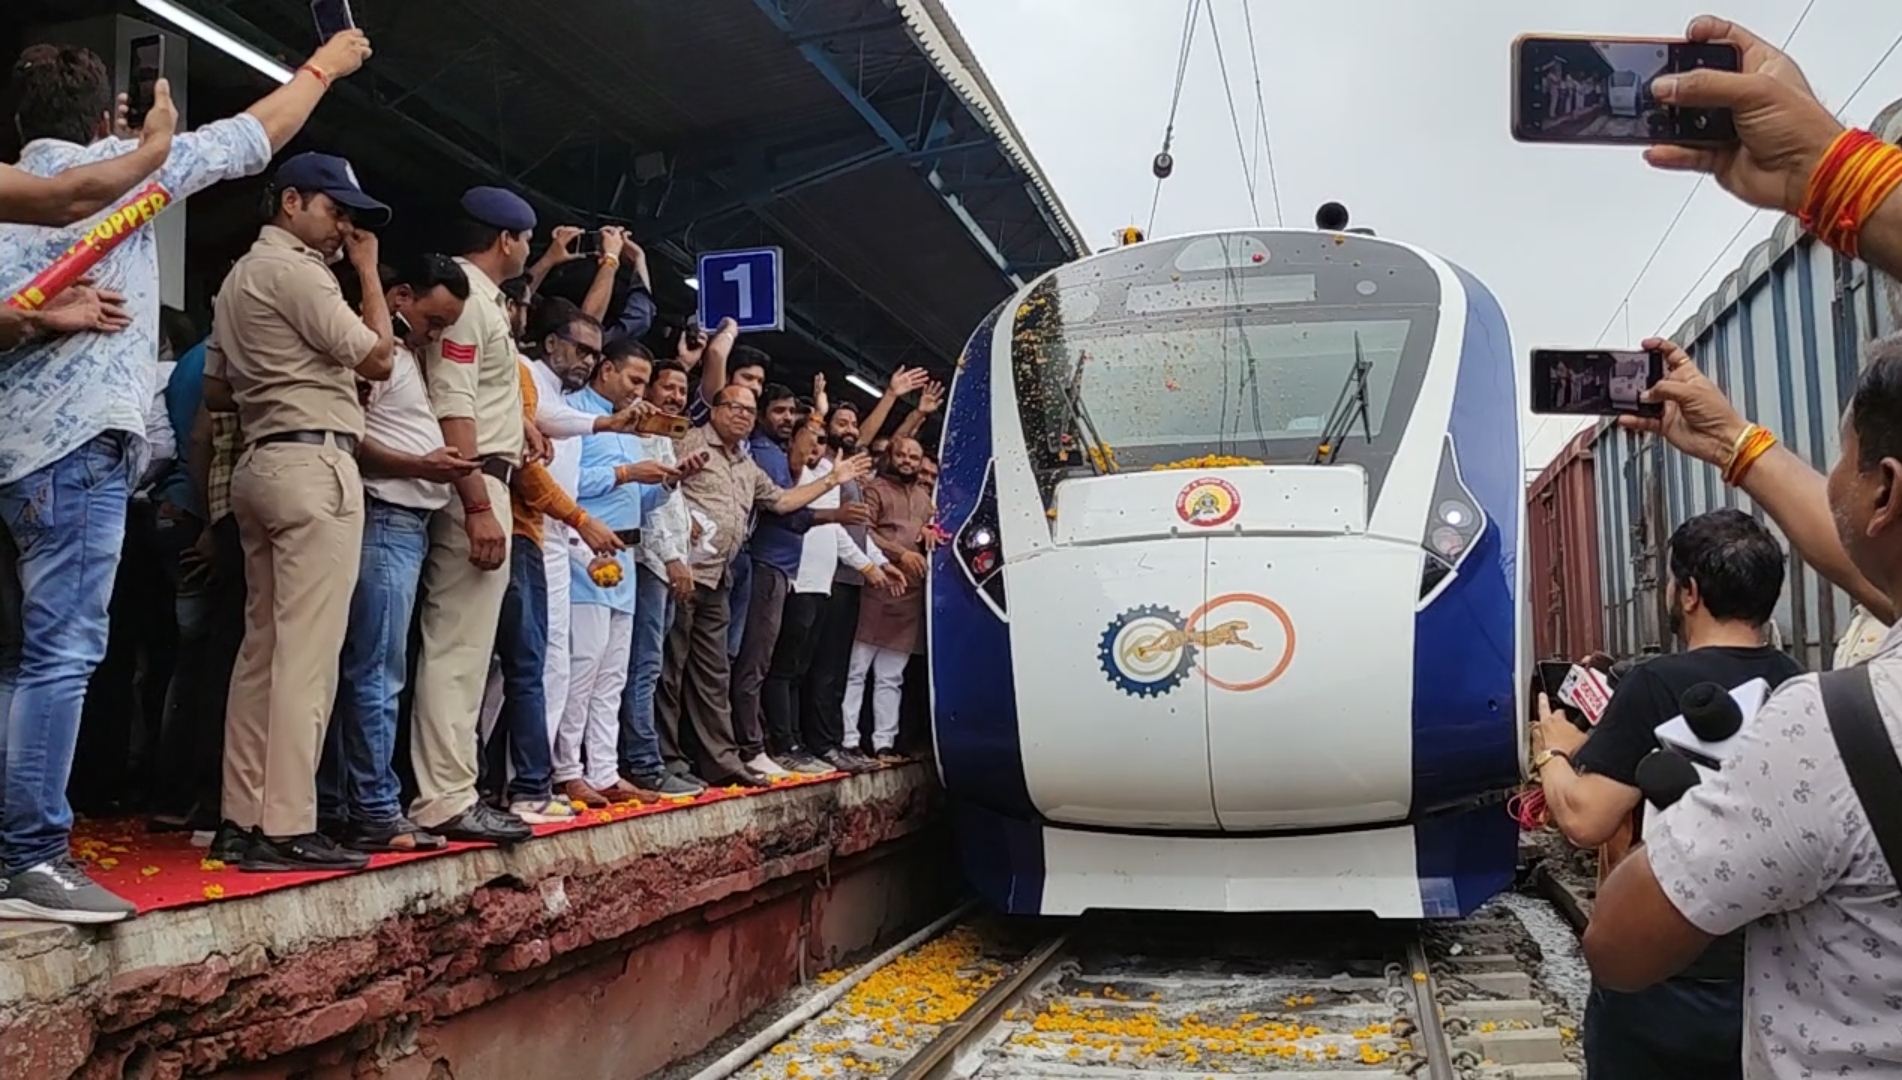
left=844, top=437, right=934, bottom=760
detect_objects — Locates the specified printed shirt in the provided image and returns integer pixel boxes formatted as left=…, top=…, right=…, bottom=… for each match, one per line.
left=634, top=431, right=690, bottom=582
left=676, top=425, right=785, bottom=589
left=361, top=347, right=451, bottom=511
left=567, top=384, right=666, bottom=613
left=1647, top=621, right=1902, bottom=1078
left=0, top=115, right=273, bottom=486
left=429, top=258, right=524, bottom=463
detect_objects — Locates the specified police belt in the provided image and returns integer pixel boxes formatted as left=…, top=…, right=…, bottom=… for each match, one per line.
left=252, top=430, right=358, bottom=454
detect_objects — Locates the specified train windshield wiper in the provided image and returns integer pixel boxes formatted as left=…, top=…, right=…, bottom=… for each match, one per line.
left=1054, top=348, right=1116, bottom=474
left=1312, top=332, right=1375, bottom=465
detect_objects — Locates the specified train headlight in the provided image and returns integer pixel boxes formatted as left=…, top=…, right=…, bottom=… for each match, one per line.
left=1419, top=436, right=1486, bottom=605
left=954, top=461, right=1009, bottom=618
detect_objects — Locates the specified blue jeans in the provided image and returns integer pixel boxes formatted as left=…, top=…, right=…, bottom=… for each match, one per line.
left=620, top=565, right=673, bottom=778
left=320, top=498, right=430, bottom=826
left=493, top=533, right=554, bottom=802
left=726, top=550, right=751, bottom=659
left=0, top=434, right=132, bottom=874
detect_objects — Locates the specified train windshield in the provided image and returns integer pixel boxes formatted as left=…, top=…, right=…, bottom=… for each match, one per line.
left=1010, top=232, right=1439, bottom=502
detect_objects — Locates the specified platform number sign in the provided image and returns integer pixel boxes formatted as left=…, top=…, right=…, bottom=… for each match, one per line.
left=696, top=247, right=784, bottom=334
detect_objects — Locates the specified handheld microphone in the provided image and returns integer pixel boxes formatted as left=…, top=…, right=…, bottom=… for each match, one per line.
left=1680, top=681, right=1744, bottom=743
left=1636, top=748, right=1703, bottom=812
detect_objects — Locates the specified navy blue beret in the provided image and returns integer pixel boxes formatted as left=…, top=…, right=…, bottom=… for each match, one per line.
left=460, top=187, right=536, bottom=233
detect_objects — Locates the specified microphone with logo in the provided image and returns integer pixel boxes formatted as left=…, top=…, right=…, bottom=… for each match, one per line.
left=1637, top=679, right=1766, bottom=836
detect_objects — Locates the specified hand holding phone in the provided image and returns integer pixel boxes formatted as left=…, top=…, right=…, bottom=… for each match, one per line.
left=312, top=0, right=357, bottom=43
left=1530, top=348, right=1664, bottom=418
left=570, top=230, right=603, bottom=258
left=634, top=412, right=692, bottom=439
left=1511, top=35, right=1741, bottom=147
left=125, top=34, right=165, bottom=130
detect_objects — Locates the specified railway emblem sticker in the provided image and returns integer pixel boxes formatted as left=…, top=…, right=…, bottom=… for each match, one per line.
left=1098, top=594, right=1296, bottom=698
left=1175, top=477, right=1240, bottom=528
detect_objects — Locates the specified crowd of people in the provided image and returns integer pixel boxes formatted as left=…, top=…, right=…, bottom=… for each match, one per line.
left=0, top=28, right=948, bottom=926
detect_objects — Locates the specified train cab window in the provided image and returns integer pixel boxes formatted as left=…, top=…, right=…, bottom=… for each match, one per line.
left=1010, top=232, right=1440, bottom=510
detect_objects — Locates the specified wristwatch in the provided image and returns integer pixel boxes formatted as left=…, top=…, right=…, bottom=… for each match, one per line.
left=1531, top=748, right=1571, bottom=774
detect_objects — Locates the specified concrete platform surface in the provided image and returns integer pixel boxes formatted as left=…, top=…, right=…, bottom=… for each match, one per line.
left=0, top=765, right=949, bottom=1080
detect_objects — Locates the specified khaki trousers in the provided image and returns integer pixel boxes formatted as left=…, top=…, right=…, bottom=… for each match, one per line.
left=408, top=474, right=512, bottom=827
left=222, top=439, right=364, bottom=837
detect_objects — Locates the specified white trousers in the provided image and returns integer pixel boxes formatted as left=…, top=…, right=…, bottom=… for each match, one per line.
left=559, top=604, right=631, bottom=790
left=842, top=642, right=908, bottom=753
left=541, top=525, right=574, bottom=756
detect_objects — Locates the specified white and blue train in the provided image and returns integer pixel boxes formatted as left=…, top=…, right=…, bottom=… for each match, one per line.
left=929, top=212, right=1527, bottom=919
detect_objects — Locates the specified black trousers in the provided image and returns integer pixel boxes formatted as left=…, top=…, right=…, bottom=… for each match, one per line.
left=805, top=581, right=861, bottom=755
left=764, top=591, right=826, bottom=755
left=1584, top=979, right=1743, bottom=1080
left=177, top=513, right=245, bottom=824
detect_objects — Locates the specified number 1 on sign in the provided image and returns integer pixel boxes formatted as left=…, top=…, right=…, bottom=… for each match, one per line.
left=723, top=263, right=753, bottom=321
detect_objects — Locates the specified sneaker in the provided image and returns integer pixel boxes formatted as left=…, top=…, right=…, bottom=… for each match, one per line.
left=433, top=802, right=533, bottom=845
left=715, top=769, right=772, bottom=790
left=509, top=798, right=579, bottom=825
left=779, top=752, right=835, bottom=776
left=747, top=754, right=789, bottom=777
left=0, top=858, right=137, bottom=924
left=631, top=771, right=705, bottom=797
left=819, top=748, right=873, bottom=775
left=239, top=833, right=371, bottom=873
left=874, top=749, right=907, bottom=765
left=208, top=821, right=257, bottom=864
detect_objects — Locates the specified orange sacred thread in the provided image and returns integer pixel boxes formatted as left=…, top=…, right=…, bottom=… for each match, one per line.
left=1185, top=592, right=1296, bottom=692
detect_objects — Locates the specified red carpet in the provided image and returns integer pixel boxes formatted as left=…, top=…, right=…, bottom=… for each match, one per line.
left=70, top=771, right=843, bottom=915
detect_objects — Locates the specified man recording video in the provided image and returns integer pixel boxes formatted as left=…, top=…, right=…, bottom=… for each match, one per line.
left=1532, top=508, right=1802, bottom=1080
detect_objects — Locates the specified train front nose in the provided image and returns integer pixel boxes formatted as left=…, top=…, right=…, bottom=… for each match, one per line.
left=1011, top=466, right=1422, bottom=834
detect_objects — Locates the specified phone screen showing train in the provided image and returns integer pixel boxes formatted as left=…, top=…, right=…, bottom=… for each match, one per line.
left=311, top=0, right=356, bottom=42
left=1530, top=349, right=1664, bottom=418
left=1511, top=36, right=1740, bottom=146
left=126, top=35, right=163, bottom=128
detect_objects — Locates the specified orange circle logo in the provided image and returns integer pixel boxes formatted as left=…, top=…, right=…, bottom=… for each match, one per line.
left=1184, top=593, right=1297, bottom=692
left=1176, top=477, right=1240, bottom=528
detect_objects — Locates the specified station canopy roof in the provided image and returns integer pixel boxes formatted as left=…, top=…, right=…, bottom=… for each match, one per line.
left=111, top=0, right=1090, bottom=387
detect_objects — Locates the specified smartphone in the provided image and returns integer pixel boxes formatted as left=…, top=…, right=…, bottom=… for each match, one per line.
left=570, top=230, right=603, bottom=258
left=311, top=0, right=356, bottom=42
left=126, top=34, right=164, bottom=129
left=634, top=412, right=691, bottom=439
left=1510, top=35, right=1741, bottom=146
left=1529, top=348, right=1664, bottom=418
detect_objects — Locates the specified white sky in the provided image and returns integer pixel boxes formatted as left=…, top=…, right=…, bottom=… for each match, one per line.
left=939, top=0, right=1902, bottom=474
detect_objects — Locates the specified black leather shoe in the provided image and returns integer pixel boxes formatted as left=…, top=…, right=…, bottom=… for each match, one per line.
left=433, top=803, right=533, bottom=844
left=209, top=821, right=257, bottom=864
left=240, top=832, right=371, bottom=873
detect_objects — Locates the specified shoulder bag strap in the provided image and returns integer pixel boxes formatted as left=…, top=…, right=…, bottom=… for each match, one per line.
left=1818, top=665, right=1902, bottom=876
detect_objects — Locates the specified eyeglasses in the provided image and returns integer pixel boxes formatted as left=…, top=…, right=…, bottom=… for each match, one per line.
left=716, top=402, right=757, bottom=417
left=556, top=332, right=602, bottom=362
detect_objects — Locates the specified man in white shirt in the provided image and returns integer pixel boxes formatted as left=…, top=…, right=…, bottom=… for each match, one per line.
left=765, top=430, right=893, bottom=774
left=317, top=254, right=482, bottom=855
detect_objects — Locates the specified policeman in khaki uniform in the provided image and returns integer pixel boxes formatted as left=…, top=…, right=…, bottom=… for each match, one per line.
left=409, top=188, right=537, bottom=842
left=215, top=153, right=396, bottom=872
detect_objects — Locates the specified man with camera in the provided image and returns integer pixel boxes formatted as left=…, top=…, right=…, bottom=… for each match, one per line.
left=1533, top=508, right=1801, bottom=1079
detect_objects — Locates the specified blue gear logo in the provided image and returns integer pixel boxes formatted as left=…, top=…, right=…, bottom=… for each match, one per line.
left=1098, top=604, right=1198, bottom=698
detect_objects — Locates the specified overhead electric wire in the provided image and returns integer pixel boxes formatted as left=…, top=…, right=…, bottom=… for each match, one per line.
left=1238, top=0, right=1285, bottom=226
left=1147, top=0, right=1204, bottom=237
left=1202, top=0, right=1263, bottom=226
left=1586, top=0, right=1819, bottom=349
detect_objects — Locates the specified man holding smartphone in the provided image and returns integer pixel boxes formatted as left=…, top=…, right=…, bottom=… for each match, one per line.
left=0, top=31, right=371, bottom=923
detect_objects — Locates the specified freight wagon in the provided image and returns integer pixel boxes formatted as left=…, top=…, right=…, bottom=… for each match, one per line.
left=1526, top=95, right=1902, bottom=670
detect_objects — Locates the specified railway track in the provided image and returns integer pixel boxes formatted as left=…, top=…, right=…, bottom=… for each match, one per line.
left=700, top=900, right=1582, bottom=1080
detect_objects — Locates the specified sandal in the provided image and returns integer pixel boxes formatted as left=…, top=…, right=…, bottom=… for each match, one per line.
left=342, top=817, right=449, bottom=854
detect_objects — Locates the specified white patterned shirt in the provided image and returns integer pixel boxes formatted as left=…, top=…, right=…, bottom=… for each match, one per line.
left=0, top=115, right=273, bottom=486
left=1648, top=622, right=1902, bottom=1079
